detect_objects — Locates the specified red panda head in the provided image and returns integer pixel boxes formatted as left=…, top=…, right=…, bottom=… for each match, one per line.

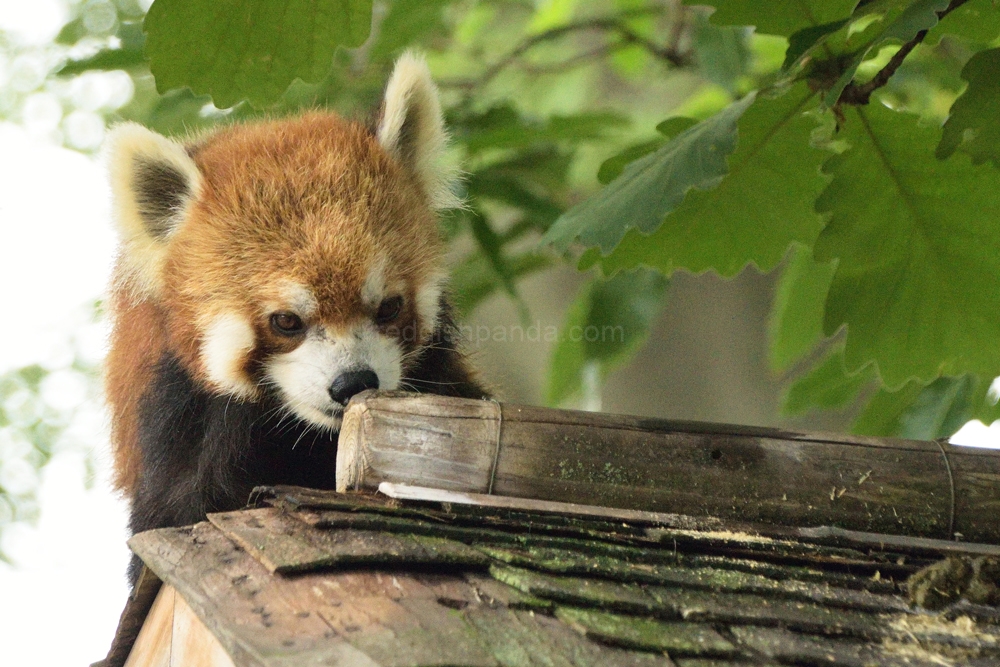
left=106, top=53, right=460, bottom=431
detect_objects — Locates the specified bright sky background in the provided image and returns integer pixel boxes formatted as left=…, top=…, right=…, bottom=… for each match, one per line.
left=0, top=124, right=131, bottom=666
left=0, top=4, right=131, bottom=665
left=0, top=3, right=997, bottom=666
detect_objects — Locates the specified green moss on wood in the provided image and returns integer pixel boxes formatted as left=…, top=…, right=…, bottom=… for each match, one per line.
left=555, top=607, right=736, bottom=657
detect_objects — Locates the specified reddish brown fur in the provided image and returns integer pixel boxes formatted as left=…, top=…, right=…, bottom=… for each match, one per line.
left=105, top=285, right=168, bottom=492
left=107, top=113, right=449, bottom=496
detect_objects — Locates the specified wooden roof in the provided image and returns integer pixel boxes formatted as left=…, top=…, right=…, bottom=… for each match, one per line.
left=102, top=484, right=1000, bottom=667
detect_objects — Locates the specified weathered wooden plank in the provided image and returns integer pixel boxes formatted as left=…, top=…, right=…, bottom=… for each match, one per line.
left=298, top=504, right=926, bottom=582
left=170, top=590, right=237, bottom=667
left=490, top=564, right=891, bottom=640
left=461, top=606, right=675, bottom=667
left=123, top=585, right=173, bottom=667
left=128, top=523, right=384, bottom=667
left=265, top=487, right=920, bottom=592
left=129, top=521, right=673, bottom=667
left=554, top=607, right=737, bottom=657
left=101, top=565, right=163, bottom=667
left=730, top=625, right=1000, bottom=667
left=379, top=482, right=1000, bottom=559
left=336, top=392, right=1000, bottom=542
left=207, top=507, right=488, bottom=574
left=316, top=595, right=498, bottom=667
left=378, top=482, right=703, bottom=526
left=481, top=546, right=907, bottom=614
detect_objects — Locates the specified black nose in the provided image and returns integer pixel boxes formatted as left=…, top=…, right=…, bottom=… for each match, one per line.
left=328, top=369, right=379, bottom=405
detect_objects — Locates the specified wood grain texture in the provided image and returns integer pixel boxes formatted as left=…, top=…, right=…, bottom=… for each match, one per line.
left=170, top=590, right=237, bottom=667
left=336, top=392, right=1000, bottom=542
left=128, top=521, right=670, bottom=667
left=113, top=489, right=1000, bottom=667
left=123, top=585, right=173, bottom=667
left=101, top=566, right=164, bottom=667
left=207, top=507, right=489, bottom=574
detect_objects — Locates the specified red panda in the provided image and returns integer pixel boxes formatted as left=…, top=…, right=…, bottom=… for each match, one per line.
left=104, top=54, right=487, bottom=582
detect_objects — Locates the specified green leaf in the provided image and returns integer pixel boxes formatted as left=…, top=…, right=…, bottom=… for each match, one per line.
left=781, top=344, right=874, bottom=416
left=450, top=253, right=551, bottom=317
left=824, top=0, right=950, bottom=107
left=144, top=0, right=373, bottom=108
left=590, top=83, right=827, bottom=277
left=57, top=46, right=147, bottom=76
left=455, top=106, right=627, bottom=156
left=16, top=365, right=46, bottom=391
left=656, top=116, right=700, bottom=138
left=369, top=0, right=451, bottom=64
left=543, top=94, right=757, bottom=254
left=597, top=139, right=664, bottom=185
left=937, top=47, right=1000, bottom=166
left=769, top=244, right=837, bottom=373
left=132, top=88, right=222, bottom=137
left=853, top=380, right=926, bottom=436
left=56, top=18, right=87, bottom=44
left=970, top=377, right=1000, bottom=426
left=58, top=21, right=148, bottom=75
left=546, top=269, right=668, bottom=405
left=925, top=0, right=1000, bottom=45
left=854, top=375, right=979, bottom=439
left=815, top=103, right=1000, bottom=386
left=783, top=18, right=850, bottom=71
left=692, top=0, right=859, bottom=36
left=692, top=15, right=751, bottom=93
left=898, top=375, right=977, bottom=439
left=596, top=118, right=699, bottom=185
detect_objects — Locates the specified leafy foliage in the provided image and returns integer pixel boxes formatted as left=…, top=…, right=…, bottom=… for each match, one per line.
left=769, top=245, right=837, bottom=374
left=144, top=0, right=373, bottom=107
left=781, top=345, right=873, bottom=417
left=7, top=0, right=1000, bottom=551
left=924, top=0, right=1000, bottom=44
left=823, top=0, right=950, bottom=107
left=693, top=0, right=859, bottom=37
left=547, top=269, right=668, bottom=406
left=544, top=94, right=755, bottom=253
left=854, top=375, right=990, bottom=440
left=815, top=103, right=1000, bottom=386
left=937, top=47, right=1000, bottom=166
left=585, top=83, right=828, bottom=277
left=0, top=326, right=102, bottom=562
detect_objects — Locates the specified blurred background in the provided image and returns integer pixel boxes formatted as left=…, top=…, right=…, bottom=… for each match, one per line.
left=0, top=1, right=996, bottom=663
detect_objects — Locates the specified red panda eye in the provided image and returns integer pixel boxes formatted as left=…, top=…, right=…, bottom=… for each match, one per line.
left=270, top=312, right=305, bottom=336
left=375, top=296, right=403, bottom=325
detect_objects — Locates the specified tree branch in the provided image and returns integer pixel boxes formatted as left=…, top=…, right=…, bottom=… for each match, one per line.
left=440, top=8, right=691, bottom=92
left=838, top=0, right=969, bottom=106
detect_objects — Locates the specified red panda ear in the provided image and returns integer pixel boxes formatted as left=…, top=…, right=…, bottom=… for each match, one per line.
left=105, top=123, right=202, bottom=296
left=377, top=51, right=461, bottom=211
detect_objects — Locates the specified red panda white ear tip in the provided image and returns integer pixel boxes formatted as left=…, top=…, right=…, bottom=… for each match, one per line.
left=105, top=123, right=202, bottom=296
left=378, top=51, right=462, bottom=211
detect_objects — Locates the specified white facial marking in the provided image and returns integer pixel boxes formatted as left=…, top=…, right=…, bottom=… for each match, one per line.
left=275, top=281, right=318, bottom=318
left=201, top=312, right=257, bottom=398
left=362, top=257, right=387, bottom=307
left=415, top=270, right=446, bottom=339
left=265, top=324, right=402, bottom=430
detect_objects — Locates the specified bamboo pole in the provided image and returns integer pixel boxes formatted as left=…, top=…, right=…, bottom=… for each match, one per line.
left=336, top=391, right=1000, bottom=543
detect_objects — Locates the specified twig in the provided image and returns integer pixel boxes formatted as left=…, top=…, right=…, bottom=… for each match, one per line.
left=838, top=0, right=969, bottom=106
left=615, top=23, right=691, bottom=67
left=440, top=10, right=690, bottom=91
left=519, top=45, right=617, bottom=76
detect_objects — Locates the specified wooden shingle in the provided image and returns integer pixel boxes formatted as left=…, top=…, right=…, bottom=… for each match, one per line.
left=103, top=484, right=1000, bottom=667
